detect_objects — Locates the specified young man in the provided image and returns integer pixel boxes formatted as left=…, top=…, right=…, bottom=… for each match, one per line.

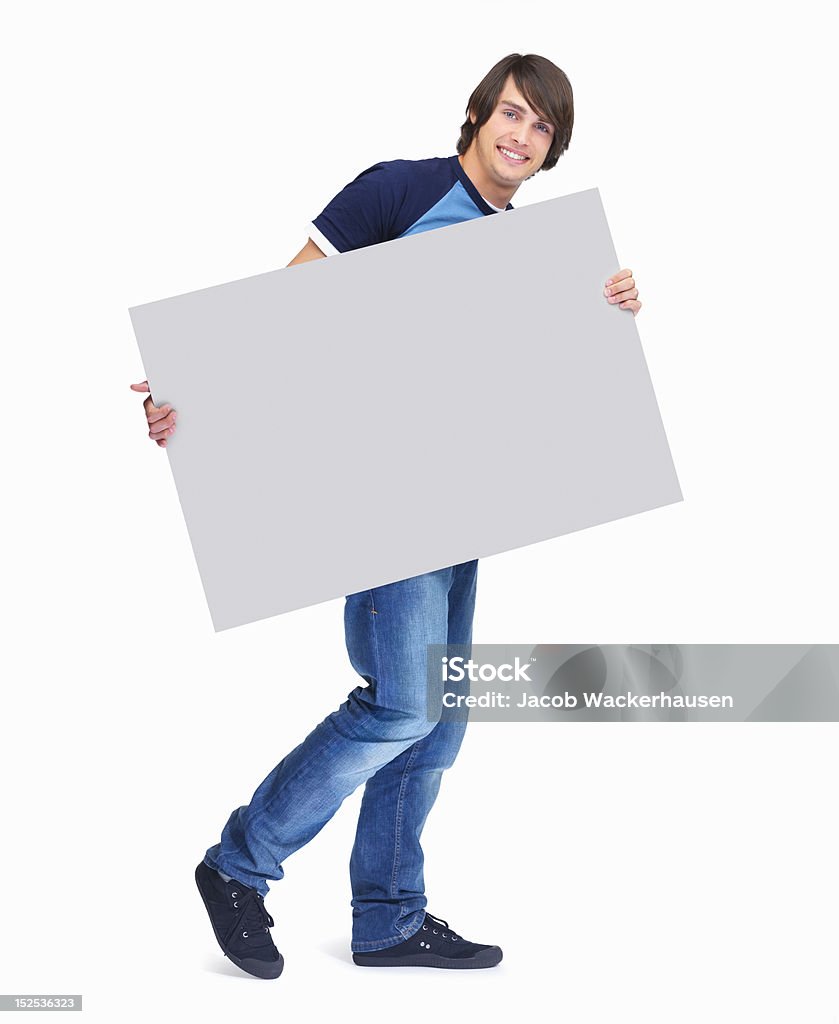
left=130, top=53, right=642, bottom=978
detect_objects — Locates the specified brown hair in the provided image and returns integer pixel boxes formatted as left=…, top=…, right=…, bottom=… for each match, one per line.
left=456, top=53, right=574, bottom=175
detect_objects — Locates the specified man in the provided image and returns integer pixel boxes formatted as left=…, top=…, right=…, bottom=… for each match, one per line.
left=130, top=53, right=642, bottom=977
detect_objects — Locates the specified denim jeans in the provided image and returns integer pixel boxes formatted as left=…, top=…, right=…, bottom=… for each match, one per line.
left=203, top=559, right=478, bottom=951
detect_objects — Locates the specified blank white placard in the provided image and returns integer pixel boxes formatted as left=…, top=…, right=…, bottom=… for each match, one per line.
left=129, top=187, right=681, bottom=631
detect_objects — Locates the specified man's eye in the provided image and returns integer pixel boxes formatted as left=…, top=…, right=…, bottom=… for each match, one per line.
left=503, top=110, right=550, bottom=133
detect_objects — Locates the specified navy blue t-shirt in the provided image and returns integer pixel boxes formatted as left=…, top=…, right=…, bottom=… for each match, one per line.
left=307, top=154, right=513, bottom=255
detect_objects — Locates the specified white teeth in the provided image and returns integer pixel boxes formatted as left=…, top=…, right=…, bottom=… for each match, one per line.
left=499, top=147, right=526, bottom=161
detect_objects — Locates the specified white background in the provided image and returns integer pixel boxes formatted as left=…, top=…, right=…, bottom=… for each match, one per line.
left=1, top=1, right=837, bottom=1021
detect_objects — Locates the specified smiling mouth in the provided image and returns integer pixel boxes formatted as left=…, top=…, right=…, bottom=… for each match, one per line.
left=497, top=146, right=528, bottom=163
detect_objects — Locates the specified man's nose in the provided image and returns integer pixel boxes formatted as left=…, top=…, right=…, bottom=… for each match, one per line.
left=511, top=126, right=532, bottom=148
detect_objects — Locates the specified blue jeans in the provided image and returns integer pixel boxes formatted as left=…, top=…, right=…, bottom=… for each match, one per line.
left=203, top=559, right=478, bottom=952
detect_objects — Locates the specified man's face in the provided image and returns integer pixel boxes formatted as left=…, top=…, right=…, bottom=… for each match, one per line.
left=468, top=74, right=555, bottom=188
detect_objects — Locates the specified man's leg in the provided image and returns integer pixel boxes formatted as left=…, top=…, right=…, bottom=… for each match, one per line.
left=202, top=566, right=454, bottom=898
left=348, top=559, right=479, bottom=952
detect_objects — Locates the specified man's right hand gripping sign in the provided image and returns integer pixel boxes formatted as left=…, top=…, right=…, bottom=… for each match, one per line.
left=129, top=380, right=177, bottom=447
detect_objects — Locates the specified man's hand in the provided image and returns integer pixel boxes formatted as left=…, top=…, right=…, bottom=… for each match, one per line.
left=604, top=268, right=642, bottom=316
left=130, top=380, right=177, bottom=448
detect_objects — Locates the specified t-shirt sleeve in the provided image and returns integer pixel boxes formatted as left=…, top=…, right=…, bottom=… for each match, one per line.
left=310, top=161, right=406, bottom=254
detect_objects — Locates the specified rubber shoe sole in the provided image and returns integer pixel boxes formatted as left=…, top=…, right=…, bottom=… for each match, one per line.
left=353, top=946, right=502, bottom=969
left=195, top=862, right=284, bottom=979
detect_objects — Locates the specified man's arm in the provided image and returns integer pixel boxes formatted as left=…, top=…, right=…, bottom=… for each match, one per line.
left=286, top=238, right=326, bottom=267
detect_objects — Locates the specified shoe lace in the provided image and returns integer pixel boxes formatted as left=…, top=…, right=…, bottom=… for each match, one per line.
left=224, top=887, right=275, bottom=945
left=424, top=913, right=461, bottom=942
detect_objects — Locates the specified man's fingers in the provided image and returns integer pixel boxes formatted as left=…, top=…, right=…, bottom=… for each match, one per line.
left=147, top=405, right=177, bottom=429
left=605, top=277, right=635, bottom=299
left=605, top=268, right=632, bottom=286
left=132, top=378, right=175, bottom=446
left=144, top=398, right=170, bottom=423
left=149, top=421, right=176, bottom=441
left=603, top=265, right=642, bottom=316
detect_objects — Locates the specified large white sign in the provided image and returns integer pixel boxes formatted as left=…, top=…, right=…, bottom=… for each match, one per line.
left=130, top=188, right=681, bottom=631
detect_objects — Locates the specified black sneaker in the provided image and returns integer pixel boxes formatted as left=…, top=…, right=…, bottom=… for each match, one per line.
left=195, top=861, right=284, bottom=979
left=352, top=912, right=502, bottom=969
